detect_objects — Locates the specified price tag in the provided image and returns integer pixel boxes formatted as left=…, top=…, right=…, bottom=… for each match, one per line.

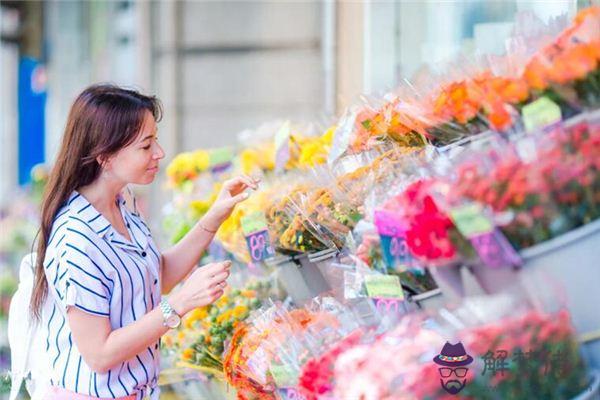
left=470, top=230, right=521, bottom=268
left=274, top=121, right=291, bottom=172
left=373, top=298, right=403, bottom=314
left=374, top=209, right=405, bottom=237
left=327, top=110, right=356, bottom=165
left=277, top=388, right=306, bottom=400
left=244, top=231, right=274, bottom=262
left=374, top=210, right=414, bottom=270
left=379, top=235, right=414, bottom=271
left=241, top=212, right=274, bottom=262
left=364, top=275, right=404, bottom=300
left=449, top=204, right=494, bottom=238
left=270, top=364, right=297, bottom=388
left=522, top=97, right=562, bottom=133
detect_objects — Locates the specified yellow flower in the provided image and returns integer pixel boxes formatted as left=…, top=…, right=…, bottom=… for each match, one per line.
left=166, top=150, right=211, bottom=187
left=192, top=150, right=210, bottom=171
left=216, top=309, right=233, bottom=324
left=190, top=199, right=213, bottom=218
left=182, top=348, right=195, bottom=361
left=232, top=305, right=248, bottom=319
left=184, top=307, right=209, bottom=328
left=321, top=125, right=335, bottom=145
left=216, top=295, right=230, bottom=308
left=240, top=290, right=256, bottom=298
left=239, top=144, right=275, bottom=174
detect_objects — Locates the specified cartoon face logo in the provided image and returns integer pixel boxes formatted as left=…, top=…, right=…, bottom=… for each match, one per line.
left=433, top=342, right=473, bottom=395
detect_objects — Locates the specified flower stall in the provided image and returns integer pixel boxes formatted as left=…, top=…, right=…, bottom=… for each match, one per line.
left=157, top=7, right=600, bottom=399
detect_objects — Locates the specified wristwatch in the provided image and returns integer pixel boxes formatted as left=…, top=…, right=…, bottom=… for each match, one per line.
left=160, top=299, right=181, bottom=329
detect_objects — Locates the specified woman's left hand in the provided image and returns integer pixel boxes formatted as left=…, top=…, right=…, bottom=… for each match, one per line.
left=203, top=175, right=260, bottom=230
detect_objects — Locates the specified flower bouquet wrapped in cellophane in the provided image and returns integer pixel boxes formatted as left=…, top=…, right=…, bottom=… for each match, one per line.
left=331, top=292, right=590, bottom=400
left=264, top=181, right=332, bottom=255
left=222, top=300, right=345, bottom=399
left=163, top=279, right=275, bottom=379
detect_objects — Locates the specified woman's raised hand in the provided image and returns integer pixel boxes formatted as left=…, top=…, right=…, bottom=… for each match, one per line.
left=202, top=175, right=260, bottom=230
left=168, top=260, right=231, bottom=315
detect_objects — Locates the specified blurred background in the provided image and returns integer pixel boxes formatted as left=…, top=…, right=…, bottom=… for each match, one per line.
left=0, top=0, right=593, bottom=397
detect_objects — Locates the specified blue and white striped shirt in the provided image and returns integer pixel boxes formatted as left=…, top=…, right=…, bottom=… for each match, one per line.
left=43, top=191, right=162, bottom=399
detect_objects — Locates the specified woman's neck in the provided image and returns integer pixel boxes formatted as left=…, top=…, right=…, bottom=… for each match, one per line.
left=77, top=175, right=125, bottom=215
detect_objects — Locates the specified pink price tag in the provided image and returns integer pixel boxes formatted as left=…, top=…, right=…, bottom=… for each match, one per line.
left=389, top=236, right=408, bottom=258
left=470, top=229, right=521, bottom=268
left=374, top=298, right=403, bottom=313
left=245, top=230, right=273, bottom=262
left=278, top=388, right=306, bottom=400
left=374, top=209, right=406, bottom=237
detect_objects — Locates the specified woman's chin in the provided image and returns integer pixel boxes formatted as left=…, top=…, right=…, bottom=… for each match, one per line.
left=134, top=173, right=157, bottom=185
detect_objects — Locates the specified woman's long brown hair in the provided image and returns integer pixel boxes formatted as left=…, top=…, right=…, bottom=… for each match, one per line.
left=30, top=84, right=162, bottom=320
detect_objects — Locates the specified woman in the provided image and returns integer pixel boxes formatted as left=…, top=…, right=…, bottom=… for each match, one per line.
left=29, top=84, right=258, bottom=399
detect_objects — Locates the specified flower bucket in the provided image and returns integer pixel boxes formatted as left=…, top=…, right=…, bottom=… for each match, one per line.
left=266, top=255, right=314, bottom=304
left=428, top=263, right=466, bottom=301
left=572, top=370, right=600, bottom=400
left=468, top=263, right=521, bottom=295
left=267, top=251, right=333, bottom=305
left=294, top=250, right=334, bottom=296
left=518, top=218, right=600, bottom=369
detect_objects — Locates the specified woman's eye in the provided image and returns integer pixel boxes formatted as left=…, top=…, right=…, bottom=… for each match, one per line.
left=142, top=145, right=151, bottom=150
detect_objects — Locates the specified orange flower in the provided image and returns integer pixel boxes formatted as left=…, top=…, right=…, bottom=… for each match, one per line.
left=574, top=6, right=600, bottom=25
left=182, top=348, right=194, bottom=361
left=547, top=42, right=598, bottom=84
left=523, top=57, right=551, bottom=90
left=487, top=104, right=513, bottom=131
left=434, top=81, right=482, bottom=124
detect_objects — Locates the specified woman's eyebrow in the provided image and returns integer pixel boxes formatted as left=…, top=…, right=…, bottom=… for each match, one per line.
left=139, top=134, right=155, bottom=142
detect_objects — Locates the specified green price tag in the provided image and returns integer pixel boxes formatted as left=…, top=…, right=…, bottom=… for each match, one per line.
left=209, top=147, right=234, bottom=167
left=269, top=363, right=297, bottom=388
left=449, top=204, right=494, bottom=238
left=522, top=97, right=562, bottom=133
left=364, top=275, right=404, bottom=299
left=241, top=211, right=268, bottom=235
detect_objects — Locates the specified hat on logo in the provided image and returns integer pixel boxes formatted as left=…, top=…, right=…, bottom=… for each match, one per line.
left=433, top=342, right=474, bottom=367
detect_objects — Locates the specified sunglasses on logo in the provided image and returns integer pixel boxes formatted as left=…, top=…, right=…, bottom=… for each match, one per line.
left=439, top=367, right=468, bottom=378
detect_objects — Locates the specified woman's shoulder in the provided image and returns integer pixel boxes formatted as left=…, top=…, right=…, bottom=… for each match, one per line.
left=47, top=193, right=107, bottom=253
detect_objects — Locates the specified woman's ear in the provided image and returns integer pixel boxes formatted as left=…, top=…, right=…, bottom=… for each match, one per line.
left=96, top=155, right=111, bottom=170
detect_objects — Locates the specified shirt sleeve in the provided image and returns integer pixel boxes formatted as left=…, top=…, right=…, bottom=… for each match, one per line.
left=54, top=241, right=113, bottom=317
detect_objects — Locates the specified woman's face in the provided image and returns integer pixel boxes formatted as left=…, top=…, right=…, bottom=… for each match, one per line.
left=105, top=110, right=165, bottom=185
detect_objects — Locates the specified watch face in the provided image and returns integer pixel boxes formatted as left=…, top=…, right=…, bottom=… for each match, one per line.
left=166, top=314, right=181, bottom=328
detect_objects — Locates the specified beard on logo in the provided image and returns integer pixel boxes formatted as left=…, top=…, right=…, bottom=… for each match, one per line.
left=441, top=379, right=466, bottom=395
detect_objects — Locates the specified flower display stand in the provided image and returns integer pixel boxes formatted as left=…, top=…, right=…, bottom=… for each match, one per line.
left=572, top=370, right=600, bottom=400
left=519, top=218, right=600, bottom=369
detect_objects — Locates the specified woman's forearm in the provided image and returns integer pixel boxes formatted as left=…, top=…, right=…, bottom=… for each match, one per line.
left=69, top=305, right=169, bottom=373
left=160, top=214, right=218, bottom=293
left=101, top=307, right=168, bottom=371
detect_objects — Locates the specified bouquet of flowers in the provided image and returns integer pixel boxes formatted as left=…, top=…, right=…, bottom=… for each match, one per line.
left=351, top=98, right=429, bottom=152
left=523, top=7, right=600, bottom=112
left=222, top=303, right=342, bottom=399
left=164, top=280, right=273, bottom=377
left=331, top=295, right=590, bottom=400
left=448, top=116, right=600, bottom=250
left=265, top=184, right=331, bottom=254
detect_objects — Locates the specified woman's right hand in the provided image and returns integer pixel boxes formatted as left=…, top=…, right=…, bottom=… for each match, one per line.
left=168, top=260, right=231, bottom=316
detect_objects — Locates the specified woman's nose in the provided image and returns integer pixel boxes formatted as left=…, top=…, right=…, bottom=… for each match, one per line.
left=154, top=142, right=165, bottom=159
